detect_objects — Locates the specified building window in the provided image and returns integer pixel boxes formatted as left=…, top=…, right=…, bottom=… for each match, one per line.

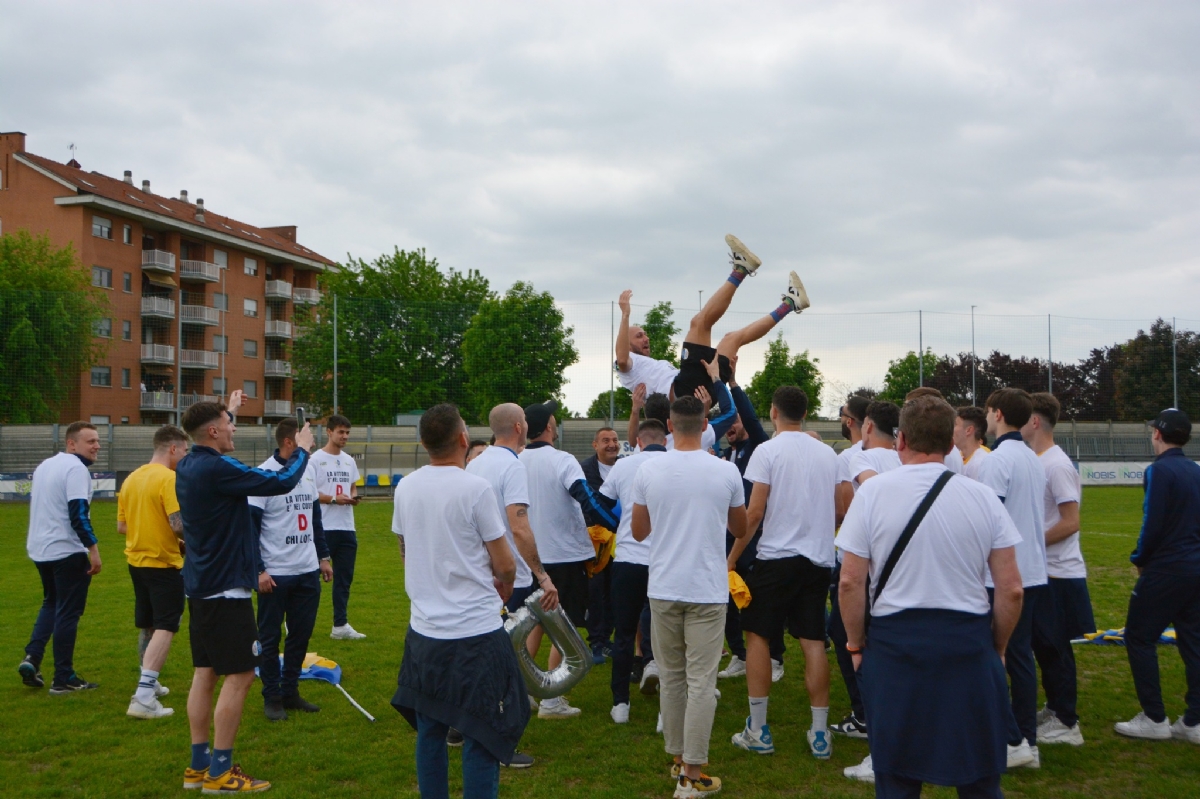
left=123, top=272, right=132, bottom=292
left=121, top=368, right=131, bottom=389
left=92, top=266, right=112, bottom=288
left=92, top=216, right=113, bottom=240
left=243, top=380, right=257, bottom=398
left=122, top=320, right=132, bottom=341
left=214, top=249, right=228, bottom=269
left=243, top=339, right=258, bottom=358
left=90, top=415, right=110, bottom=425
left=213, top=334, right=228, bottom=353
left=90, top=366, right=112, bottom=387
left=213, top=292, right=228, bottom=311
left=213, top=377, right=227, bottom=395
left=93, top=317, right=112, bottom=338
left=121, top=417, right=130, bottom=424
left=244, top=257, right=258, bottom=276
left=244, top=298, right=258, bottom=317
left=123, top=224, right=132, bottom=245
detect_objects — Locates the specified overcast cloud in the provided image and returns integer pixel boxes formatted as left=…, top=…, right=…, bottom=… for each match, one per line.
left=3, top=2, right=1198, bottom=412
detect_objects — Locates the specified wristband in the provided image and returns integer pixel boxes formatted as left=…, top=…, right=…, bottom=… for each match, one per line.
left=845, top=645, right=863, bottom=655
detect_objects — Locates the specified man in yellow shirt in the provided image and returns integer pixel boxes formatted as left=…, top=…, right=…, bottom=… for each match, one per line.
left=118, top=424, right=188, bottom=719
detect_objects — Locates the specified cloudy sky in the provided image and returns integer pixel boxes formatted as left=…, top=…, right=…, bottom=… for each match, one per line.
left=3, top=2, right=1198, bottom=412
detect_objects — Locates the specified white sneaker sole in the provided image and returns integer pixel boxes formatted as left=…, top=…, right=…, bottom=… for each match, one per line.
left=127, top=704, right=174, bottom=719
left=538, top=707, right=583, bottom=719
left=725, top=234, right=761, bottom=273
left=1037, top=727, right=1085, bottom=746
left=730, top=733, right=774, bottom=755
left=786, top=272, right=810, bottom=312
left=1114, top=724, right=1171, bottom=740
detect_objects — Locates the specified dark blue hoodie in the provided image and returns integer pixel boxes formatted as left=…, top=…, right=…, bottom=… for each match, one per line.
left=1132, top=447, right=1200, bottom=576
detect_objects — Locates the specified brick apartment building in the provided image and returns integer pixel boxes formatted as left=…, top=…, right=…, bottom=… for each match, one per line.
left=0, top=131, right=336, bottom=426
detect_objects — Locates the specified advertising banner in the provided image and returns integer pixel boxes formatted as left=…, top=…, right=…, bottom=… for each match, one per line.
left=0, top=472, right=117, bottom=501
left=1077, top=462, right=1150, bottom=486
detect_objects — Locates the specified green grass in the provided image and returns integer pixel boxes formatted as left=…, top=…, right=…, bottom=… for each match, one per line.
left=1, top=486, right=1198, bottom=797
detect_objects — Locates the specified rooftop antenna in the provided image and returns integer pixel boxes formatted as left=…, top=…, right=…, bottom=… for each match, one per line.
left=69, top=143, right=77, bottom=159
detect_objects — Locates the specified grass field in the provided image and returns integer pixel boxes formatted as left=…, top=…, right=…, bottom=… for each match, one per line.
left=2, top=486, right=1198, bottom=798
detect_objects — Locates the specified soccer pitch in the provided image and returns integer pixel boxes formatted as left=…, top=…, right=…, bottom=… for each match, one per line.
left=1, top=487, right=1197, bottom=798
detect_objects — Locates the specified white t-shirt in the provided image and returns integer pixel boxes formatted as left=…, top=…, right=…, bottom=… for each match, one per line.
left=466, top=445, right=533, bottom=588
left=311, top=449, right=359, bottom=531
left=1040, top=445, right=1086, bottom=579
left=962, top=446, right=990, bottom=481
left=837, top=441, right=864, bottom=489
left=849, top=446, right=901, bottom=484
left=519, top=444, right=594, bottom=564
left=743, top=431, right=840, bottom=566
left=600, top=447, right=667, bottom=566
left=631, top=450, right=744, bottom=604
left=616, top=351, right=679, bottom=396
left=249, top=458, right=320, bottom=576
left=978, top=436, right=1048, bottom=588
left=945, top=445, right=965, bottom=475
left=597, top=460, right=613, bottom=481
left=836, top=463, right=1023, bottom=617
left=392, top=465, right=508, bottom=639
left=666, top=427, right=717, bottom=453
left=27, top=452, right=93, bottom=562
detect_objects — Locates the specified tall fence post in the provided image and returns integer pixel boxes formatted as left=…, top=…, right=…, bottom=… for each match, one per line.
left=609, top=301, right=615, bottom=426
left=918, top=310, right=924, bottom=387
left=1048, top=314, right=1053, bottom=394
left=1173, top=316, right=1178, bottom=408
left=332, top=293, right=339, bottom=416
left=971, top=305, right=977, bottom=405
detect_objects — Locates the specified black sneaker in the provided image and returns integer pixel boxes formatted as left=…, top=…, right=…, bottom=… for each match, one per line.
left=591, top=646, right=607, bottom=665
left=631, top=660, right=645, bottom=684
left=831, top=712, right=868, bottom=739
left=264, top=697, right=288, bottom=721
left=282, top=693, right=320, bottom=713
left=48, top=673, right=97, bottom=695
left=503, top=752, right=534, bottom=769
left=446, top=728, right=464, bottom=747
left=18, top=656, right=43, bottom=689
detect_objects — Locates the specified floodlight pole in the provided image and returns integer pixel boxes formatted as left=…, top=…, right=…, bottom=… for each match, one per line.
left=610, top=301, right=615, bottom=424
left=332, top=293, right=339, bottom=415
left=1173, top=316, right=1178, bottom=409
left=971, top=305, right=977, bottom=405
left=1048, top=314, right=1053, bottom=394
left=918, top=310, right=923, bottom=387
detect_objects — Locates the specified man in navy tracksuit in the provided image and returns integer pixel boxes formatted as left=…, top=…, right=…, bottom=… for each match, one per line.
left=176, top=398, right=314, bottom=793
left=1114, top=409, right=1200, bottom=745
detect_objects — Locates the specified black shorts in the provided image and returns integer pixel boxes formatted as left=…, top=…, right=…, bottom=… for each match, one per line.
left=543, top=561, right=589, bottom=627
left=740, top=555, right=831, bottom=642
left=129, top=565, right=185, bottom=633
left=188, top=597, right=260, bottom=675
left=673, top=341, right=732, bottom=400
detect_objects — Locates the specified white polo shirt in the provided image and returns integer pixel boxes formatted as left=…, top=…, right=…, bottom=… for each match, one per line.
left=466, top=444, right=533, bottom=589
left=249, top=457, right=320, bottom=576
left=978, top=434, right=1048, bottom=588
left=616, top=352, right=679, bottom=397
left=1040, top=445, right=1086, bottom=579
left=849, top=445, right=901, bottom=484
left=310, top=449, right=359, bottom=531
left=945, top=445, right=965, bottom=474
left=27, top=452, right=94, bottom=562
left=743, top=431, right=840, bottom=567
left=519, top=444, right=594, bottom=564
left=392, top=465, right=507, bottom=639
left=962, top=446, right=990, bottom=481
left=600, top=447, right=667, bottom=566
left=631, top=450, right=744, bottom=604
left=837, top=463, right=1023, bottom=618
left=666, top=426, right=717, bottom=453
left=837, top=441, right=864, bottom=490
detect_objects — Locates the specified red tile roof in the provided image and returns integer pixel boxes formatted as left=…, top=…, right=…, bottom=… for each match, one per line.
left=18, top=152, right=337, bottom=268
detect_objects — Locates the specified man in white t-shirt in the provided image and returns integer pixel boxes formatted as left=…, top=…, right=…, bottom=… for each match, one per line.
left=632, top=395, right=747, bottom=798
left=834, top=396, right=871, bottom=526
left=836, top=395, right=1024, bottom=796
left=978, top=388, right=1049, bottom=768
left=955, top=406, right=991, bottom=481
left=21, top=422, right=104, bottom=694
left=310, top=414, right=364, bottom=640
left=728, top=386, right=840, bottom=760
left=391, top=404, right=528, bottom=796
left=250, top=418, right=333, bottom=721
left=904, top=388, right=965, bottom=474
left=846, top=401, right=902, bottom=490
left=1023, top=392, right=1091, bottom=747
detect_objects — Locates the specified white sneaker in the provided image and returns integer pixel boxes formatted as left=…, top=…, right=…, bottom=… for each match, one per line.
left=771, top=659, right=784, bottom=683
left=330, top=624, right=366, bottom=640
left=1035, top=704, right=1054, bottom=726
left=610, top=703, right=630, bottom=724
left=1115, top=711, right=1172, bottom=740
left=714, top=688, right=721, bottom=700
left=784, top=272, right=810, bottom=313
left=1037, top=715, right=1085, bottom=746
left=731, top=718, right=775, bottom=754
left=725, top=234, right=762, bottom=275
left=538, top=697, right=582, bottom=719
left=1024, top=746, right=1040, bottom=769
left=1006, top=739, right=1034, bottom=768
left=640, top=659, right=660, bottom=695
left=657, top=712, right=664, bottom=734
left=843, top=754, right=874, bottom=783
left=1171, top=717, right=1200, bottom=744
left=155, top=682, right=170, bottom=697
left=718, top=655, right=746, bottom=679
left=807, top=727, right=832, bottom=760
left=127, top=696, right=174, bottom=719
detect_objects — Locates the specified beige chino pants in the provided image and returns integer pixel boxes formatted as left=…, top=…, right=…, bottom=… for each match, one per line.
left=649, top=599, right=727, bottom=765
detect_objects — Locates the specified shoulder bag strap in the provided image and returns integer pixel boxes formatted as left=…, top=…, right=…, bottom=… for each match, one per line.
left=871, top=470, right=954, bottom=608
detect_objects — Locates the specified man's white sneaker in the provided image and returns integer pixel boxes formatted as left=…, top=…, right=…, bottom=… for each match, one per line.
left=725, top=234, right=761, bottom=275
left=731, top=718, right=775, bottom=754
left=770, top=659, right=784, bottom=683
left=844, top=754, right=874, bottom=783
left=1006, top=739, right=1034, bottom=768
left=1037, top=715, right=1085, bottom=746
left=330, top=624, right=366, bottom=640
left=127, top=696, right=174, bottom=719
left=718, top=655, right=746, bottom=679
left=640, top=659, right=660, bottom=695
left=610, top=703, right=630, bottom=724
left=1170, top=717, right=1200, bottom=744
left=538, top=697, right=582, bottom=719
left=155, top=682, right=170, bottom=697
left=1115, top=712, right=1172, bottom=740
left=807, top=727, right=832, bottom=760
left=784, top=272, right=810, bottom=314
left=1035, top=704, right=1054, bottom=726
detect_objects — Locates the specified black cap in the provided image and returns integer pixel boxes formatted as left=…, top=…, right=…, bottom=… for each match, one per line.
left=1150, top=408, right=1191, bottom=439
left=524, top=400, right=558, bottom=438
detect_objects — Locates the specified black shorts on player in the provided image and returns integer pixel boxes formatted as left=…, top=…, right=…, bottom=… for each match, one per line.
left=129, top=565, right=185, bottom=633
left=543, top=561, right=589, bottom=627
left=188, top=597, right=260, bottom=675
left=672, top=341, right=733, bottom=400
left=740, top=555, right=831, bottom=642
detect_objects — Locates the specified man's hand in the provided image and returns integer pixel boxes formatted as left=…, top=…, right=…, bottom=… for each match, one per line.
left=494, top=577, right=514, bottom=603
left=319, top=560, right=333, bottom=583
left=631, top=383, right=647, bottom=413
left=727, top=355, right=739, bottom=387
left=295, top=422, right=315, bottom=452
left=701, top=358, right=720, bottom=383
left=695, top=385, right=713, bottom=414
left=86, top=545, right=102, bottom=576
left=618, top=289, right=633, bottom=317
left=227, top=389, right=245, bottom=415
left=851, top=652, right=862, bottom=671
left=258, top=572, right=276, bottom=593
left=537, top=575, right=560, bottom=611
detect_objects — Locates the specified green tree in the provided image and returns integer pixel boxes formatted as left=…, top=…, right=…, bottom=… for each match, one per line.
left=0, top=230, right=109, bottom=423
left=879, top=349, right=943, bottom=404
left=642, top=301, right=680, bottom=365
left=462, top=281, right=579, bottom=423
left=586, top=387, right=633, bottom=421
left=745, top=334, right=824, bottom=419
left=1114, top=319, right=1200, bottom=421
left=292, top=248, right=491, bottom=423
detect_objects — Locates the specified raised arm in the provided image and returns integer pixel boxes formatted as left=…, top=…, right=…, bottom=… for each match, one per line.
left=216, top=447, right=311, bottom=497
left=627, top=383, right=646, bottom=445
left=731, top=385, right=768, bottom=444
left=615, top=290, right=634, bottom=373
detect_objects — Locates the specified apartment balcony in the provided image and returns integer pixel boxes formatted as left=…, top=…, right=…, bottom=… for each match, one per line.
left=263, top=399, right=292, bottom=417
left=140, top=344, right=175, bottom=365
left=141, top=250, right=176, bottom=273
left=140, top=391, right=175, bottom=410
left=140, top=297, right=175, bottom=320
left=181, top=305, right=220, bottom=326
left=265, top=280, right=293, bottom=300
left=264, top=320, right=292, bottom=339
left=181, top=349, right=219, bottom=370
left=179, top=393, right=219, bottom=410
left=292, top=287, right=321, bottom=305
left=179, top=260, right=220, bottom=283
left=264, top=359, right=292, bottom=378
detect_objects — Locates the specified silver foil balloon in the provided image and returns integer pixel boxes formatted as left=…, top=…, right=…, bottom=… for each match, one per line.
left=503, top=589, right=593, bottom=699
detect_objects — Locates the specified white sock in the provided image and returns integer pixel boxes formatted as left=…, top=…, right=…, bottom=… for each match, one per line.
left=811, top=706, right=829, bottom=731
left=134, top=668, right=160, bottom=704
left=749, top=696, right=768, bottom=732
